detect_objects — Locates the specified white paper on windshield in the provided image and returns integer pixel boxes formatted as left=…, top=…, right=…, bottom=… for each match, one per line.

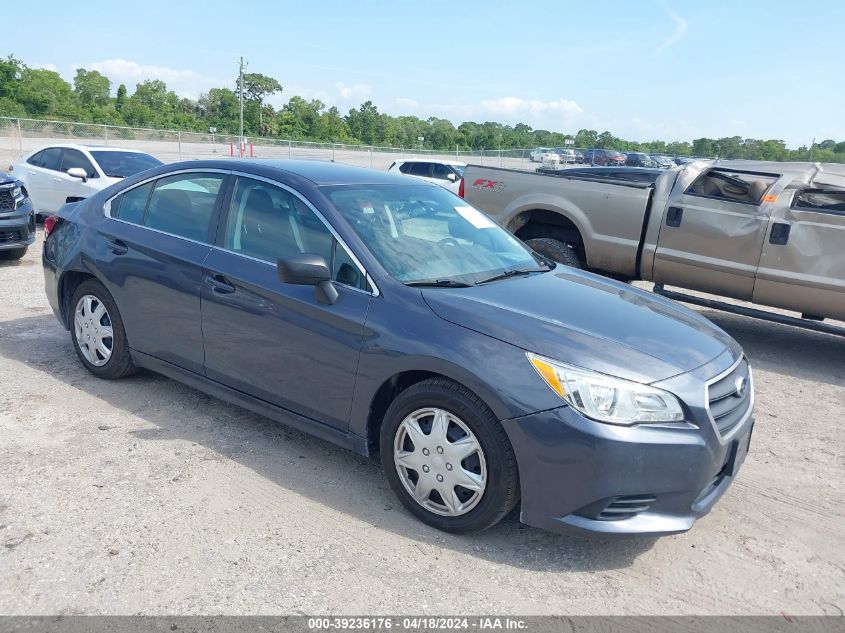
left=455, top=206, right=496, bottom=229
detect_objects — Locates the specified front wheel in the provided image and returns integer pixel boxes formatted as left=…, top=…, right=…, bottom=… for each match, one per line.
left=525, top=237, right=583, bottom=269
left=69, top=279, right=136, bottom=379
left=380, top=378, right=519, bottom=533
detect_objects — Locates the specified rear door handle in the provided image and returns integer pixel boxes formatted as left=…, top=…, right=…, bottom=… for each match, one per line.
left=666, top=206, right=684, bottom=227
left=206, top=274, right=235, bottom=294
left=769, top=222, right=791, bottom=245
left=106, top=238, right=128, bottom=255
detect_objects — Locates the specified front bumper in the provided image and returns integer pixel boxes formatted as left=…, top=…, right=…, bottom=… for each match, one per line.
left=0, top=204, right=36, bottom=250
left=501, top=351, right=753, bottom=537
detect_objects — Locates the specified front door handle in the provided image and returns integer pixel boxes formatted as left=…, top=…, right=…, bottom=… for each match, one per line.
left=666, top=206, right=684, bottom=227
left=106, top=238, right=128, bottom=255
left=206, top=274, right=235, bottom=294
left=770, top=222, right=791, bottom=245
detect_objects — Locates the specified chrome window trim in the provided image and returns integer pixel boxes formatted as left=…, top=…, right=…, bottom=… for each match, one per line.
left=704, top=355, right=754, bottom=445
left=225, top=170, right=379, bottom=297
left=102, top=167, right=380, bottom=297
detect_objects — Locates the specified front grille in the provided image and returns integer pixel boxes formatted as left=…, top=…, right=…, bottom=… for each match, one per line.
left=0, top=229, right=22, bottom=244
left=0, top=189, right=14, bottom=211
left=597, top=495, right=656, bottom=521
left=707, top=358, right=752, bottom=437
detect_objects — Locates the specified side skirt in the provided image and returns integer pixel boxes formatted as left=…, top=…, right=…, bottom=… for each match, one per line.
left=131, top=350, right=370, bottom=456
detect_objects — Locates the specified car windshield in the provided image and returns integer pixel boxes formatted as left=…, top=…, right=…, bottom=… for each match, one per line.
left=90, top=151, right=163, bottom=178
left=322, top=184, right=544, bottom=284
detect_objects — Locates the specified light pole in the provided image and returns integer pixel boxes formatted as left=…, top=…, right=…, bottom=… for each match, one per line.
left=238, top=56, right=247, bottom=157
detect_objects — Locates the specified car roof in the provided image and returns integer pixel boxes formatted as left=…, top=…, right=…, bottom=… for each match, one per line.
left=165, top=158, right=424, bottom=186
left=24, top=143, right=146, bottom=154
left=393, top=158, right=466, bottom=166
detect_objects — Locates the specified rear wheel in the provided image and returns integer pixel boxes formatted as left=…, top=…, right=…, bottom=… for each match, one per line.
left=525, top=237, right=583, bottom=269
left=69, top=279, right=136, bottom=379
left=380, top=379, right=519, bottom=533
left=0, top=247, right=27, bottom=260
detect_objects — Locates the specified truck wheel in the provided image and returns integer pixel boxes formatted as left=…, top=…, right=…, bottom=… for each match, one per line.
left=380, top=378, right=520, bottom=534
left=0, top=247, right=28, bottom=261
left=525, top=238, right=582, bottom=269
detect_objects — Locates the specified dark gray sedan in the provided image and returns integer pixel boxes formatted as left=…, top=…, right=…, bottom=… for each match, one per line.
left=42, top=160, right=753, bottom=536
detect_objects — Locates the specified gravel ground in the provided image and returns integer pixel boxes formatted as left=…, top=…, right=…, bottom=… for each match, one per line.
left=0, top=232, right=843, bottom=615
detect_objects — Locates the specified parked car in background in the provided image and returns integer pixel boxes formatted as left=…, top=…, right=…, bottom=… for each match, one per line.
left=584, top=149, right=626, bottom=166
left=0, top=171, right=36, bottom=260
left=529, top=148, right=555, bottom=162
left=388, top=159, right=465, bottom=193
left=625, top=152, right=658, bottom=168
left=556, top=149, right=579, bottom=164
left=44, top=159, right=752, bottom=537
left=650, top=155, right=675, bottom=169
left=10, top=144, right=163, bottom=219
left=674, top=156, right=697, bottom=165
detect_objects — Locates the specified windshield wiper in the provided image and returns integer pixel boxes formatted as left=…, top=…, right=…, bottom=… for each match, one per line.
left=475, top=267, right=550, bottom=285
left=405, top=278, right=473, bottom=288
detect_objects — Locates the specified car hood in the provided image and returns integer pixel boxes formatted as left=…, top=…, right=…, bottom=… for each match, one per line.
left=0, top=172, right=17, bottom=186
left=422, top=268, right=739, bottom=384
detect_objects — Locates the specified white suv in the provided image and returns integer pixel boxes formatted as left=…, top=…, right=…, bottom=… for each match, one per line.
left=387, top=159, right=466, bottom=193
left=10, top=144, right=162, bottom=218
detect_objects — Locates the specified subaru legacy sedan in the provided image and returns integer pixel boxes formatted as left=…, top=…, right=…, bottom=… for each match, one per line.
left=42, top=160, right=753, bottom=536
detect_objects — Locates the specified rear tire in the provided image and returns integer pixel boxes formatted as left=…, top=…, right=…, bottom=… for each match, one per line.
left=525, top=237, right=582, bottom=269
left=380, top=378, right=519, bottom=534
left=0, top=247, right=27, bottom=260
left=69, top=279, right=136, bottom=379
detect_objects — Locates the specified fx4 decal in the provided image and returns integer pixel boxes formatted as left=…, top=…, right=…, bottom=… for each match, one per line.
left=471, top=178, right=505, bottom=193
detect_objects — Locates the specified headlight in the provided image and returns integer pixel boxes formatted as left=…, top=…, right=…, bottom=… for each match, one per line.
left=526, top=352, right=684, bottom=425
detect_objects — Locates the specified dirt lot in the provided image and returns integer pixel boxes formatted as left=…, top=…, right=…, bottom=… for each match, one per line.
left=0, top=232, right=843, bottom=615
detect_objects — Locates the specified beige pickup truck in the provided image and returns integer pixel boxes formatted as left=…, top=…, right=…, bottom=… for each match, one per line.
left=461, top=160, right=845, bottom=330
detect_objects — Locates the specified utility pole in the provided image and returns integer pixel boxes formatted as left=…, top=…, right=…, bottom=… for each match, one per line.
left=238, top=56, right=247, bottom=157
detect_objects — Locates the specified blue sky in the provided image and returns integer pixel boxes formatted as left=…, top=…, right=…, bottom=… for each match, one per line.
left=6, top=0, right=843, bottom=147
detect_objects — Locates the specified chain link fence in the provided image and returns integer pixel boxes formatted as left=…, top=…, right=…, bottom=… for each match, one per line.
left=0, top=117, right=545, bottom=172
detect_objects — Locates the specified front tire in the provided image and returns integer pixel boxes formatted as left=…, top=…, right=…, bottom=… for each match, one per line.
left=380, top=378, right=519, bottom=534
left=69, top=279, right=136, bottom=379
left=0, top=247, right=27, bottom=260
left=525, top=237, right=583, bottom=269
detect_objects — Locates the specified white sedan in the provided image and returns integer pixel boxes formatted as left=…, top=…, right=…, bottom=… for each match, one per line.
left=10, top=144, right=162, bottom=218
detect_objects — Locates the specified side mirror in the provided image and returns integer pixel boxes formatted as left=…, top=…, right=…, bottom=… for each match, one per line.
left=277, top=254, right=338, bottom=304
left=446, top=173, right=457, bottom=182
left=67, top=167, right=88, bottom=183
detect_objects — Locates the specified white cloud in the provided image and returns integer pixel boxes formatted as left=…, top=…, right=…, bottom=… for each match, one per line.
left=395, top=97, right=419, bottom=108
left=335, top=82, right=372, bottom=100
left=479, top=97, right=583, bottom=117
left=653, top=5, right=688, bottom=56
left=30, top=62, right=58, bottom=72
left=87, top=58, right=220, bottom=98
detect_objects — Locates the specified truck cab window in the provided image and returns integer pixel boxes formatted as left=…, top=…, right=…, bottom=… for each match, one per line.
left=687, top=169, right=778, bottom=205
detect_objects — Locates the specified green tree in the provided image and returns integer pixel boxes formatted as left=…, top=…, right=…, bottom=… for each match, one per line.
left=115, top=84, right=127, bottom=112
left=73, top=69, right=111, bottom=108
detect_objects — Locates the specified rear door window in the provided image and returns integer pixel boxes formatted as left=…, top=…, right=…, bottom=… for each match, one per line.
left=111, top=182, right=153, bottom=225
left=144, top=173, right=225, bottom=242
left=38, top=148, right=64, bottom=172
left=398, top=162, right=414, bottom=174
left=26, top=151, right=45, bottom=167
left=409, top=162, right=432, bottom=177
left=793, top=189, right=845, bottom=214
left=686, top=169, right=778, bottom=205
